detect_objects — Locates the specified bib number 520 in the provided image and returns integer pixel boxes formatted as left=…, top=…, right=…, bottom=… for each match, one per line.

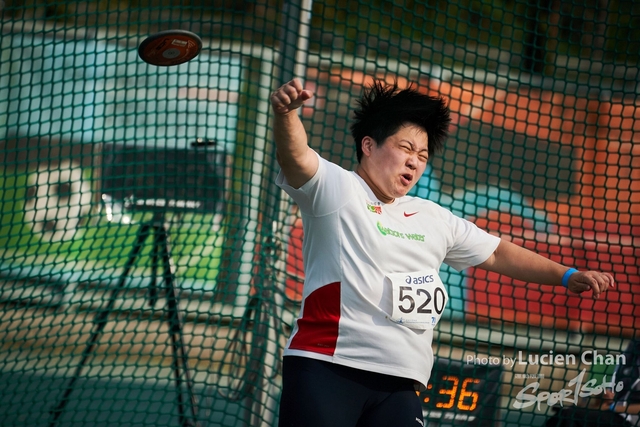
left=398, top=286, right=446, bottom=315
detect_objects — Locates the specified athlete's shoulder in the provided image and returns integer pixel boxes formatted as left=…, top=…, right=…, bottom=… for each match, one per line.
left=317, top=154, right=356, bottom=179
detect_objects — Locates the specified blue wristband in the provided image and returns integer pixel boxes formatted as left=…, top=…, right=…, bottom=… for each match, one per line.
left=562, top=268, right=579, bottom=288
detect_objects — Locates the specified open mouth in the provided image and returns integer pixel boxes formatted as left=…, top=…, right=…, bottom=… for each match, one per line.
left=401, top=173, right=413, bottom=185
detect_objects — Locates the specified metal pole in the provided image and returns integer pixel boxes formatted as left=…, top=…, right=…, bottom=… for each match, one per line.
left=244, top=1, right=314, bottom=426
left=262, top=0, right=313, bottom=228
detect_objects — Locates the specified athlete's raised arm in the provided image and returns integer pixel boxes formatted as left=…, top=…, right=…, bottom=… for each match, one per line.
left=271, top=79, right=318, bottom=189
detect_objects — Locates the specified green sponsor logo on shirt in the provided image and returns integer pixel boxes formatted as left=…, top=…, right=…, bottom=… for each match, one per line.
left=376, top=222, right=424, bottom=241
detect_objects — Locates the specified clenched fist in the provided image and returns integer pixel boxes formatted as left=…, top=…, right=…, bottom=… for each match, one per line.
left=271, top=78, right=314, bottom=115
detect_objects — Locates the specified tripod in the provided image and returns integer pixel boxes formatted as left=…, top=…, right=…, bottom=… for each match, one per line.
left=49, top=211, right=200, bottom=427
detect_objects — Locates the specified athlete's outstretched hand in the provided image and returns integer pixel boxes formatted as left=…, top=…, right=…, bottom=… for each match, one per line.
left=477, top=240, right=615, bottom=300
left=566, top=270, right=615, bottom=299
left=271, top=78, right=314, bottom=115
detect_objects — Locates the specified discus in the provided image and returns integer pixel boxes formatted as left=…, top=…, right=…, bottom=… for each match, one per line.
left=138, top=30, right=202, bottom=66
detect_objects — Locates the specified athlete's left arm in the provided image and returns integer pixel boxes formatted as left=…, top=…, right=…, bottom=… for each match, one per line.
left=476, top=239, right=614, bottom=298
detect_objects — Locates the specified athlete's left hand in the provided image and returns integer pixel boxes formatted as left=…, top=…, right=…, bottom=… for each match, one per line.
left=566, top=271, right=615, bottom=299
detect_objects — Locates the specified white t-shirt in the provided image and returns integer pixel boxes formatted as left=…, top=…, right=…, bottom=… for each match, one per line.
left=276, top=153, right=501, bottom=387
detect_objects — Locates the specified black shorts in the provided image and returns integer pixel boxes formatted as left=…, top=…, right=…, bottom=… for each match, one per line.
left=278, top=356, right=424, bottom=427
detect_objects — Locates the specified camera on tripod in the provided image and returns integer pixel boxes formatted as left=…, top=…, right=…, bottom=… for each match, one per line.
left=99, top=139, right=227, bottom=219
left=50, top=139, right=231, bottom=427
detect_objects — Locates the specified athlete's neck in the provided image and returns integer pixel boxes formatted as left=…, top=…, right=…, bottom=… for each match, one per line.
left=355, top=166, right=395, bottom=204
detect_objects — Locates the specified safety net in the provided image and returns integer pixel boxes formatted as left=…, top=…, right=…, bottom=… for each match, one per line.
left=0, top=1, right=638, bottom=426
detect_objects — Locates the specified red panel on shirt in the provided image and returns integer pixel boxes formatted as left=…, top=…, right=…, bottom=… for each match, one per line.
left=289, top=282, right=341, bottom=356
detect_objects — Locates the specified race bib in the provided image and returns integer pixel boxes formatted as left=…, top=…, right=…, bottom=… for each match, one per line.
left=386, top=270, right=449, bottom=330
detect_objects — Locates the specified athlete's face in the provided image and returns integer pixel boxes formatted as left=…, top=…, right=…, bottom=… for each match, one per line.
left=357, top=124, right=429, bottom=203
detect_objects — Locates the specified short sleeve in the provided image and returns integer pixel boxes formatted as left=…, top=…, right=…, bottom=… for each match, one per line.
left=443, top=215, right=501, bottom=272
left=276, top=153, right=353, bottom=217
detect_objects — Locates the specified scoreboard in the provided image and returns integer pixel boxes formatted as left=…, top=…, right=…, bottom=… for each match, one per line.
left=420, top=358, right=503, bottom=426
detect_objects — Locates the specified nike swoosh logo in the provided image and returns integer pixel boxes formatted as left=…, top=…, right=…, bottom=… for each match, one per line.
left=404, top=212, right=418, bottom=217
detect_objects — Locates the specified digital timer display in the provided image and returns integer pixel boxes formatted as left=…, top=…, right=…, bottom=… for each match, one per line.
left=419, top=358, right=503, bottom=426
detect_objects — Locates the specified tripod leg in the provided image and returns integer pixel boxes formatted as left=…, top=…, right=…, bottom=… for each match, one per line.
left=148, top=227, right=160, bottom=307
left=49, top=223, right=152, bottom=427
left=156, top=224, right=200, bottom=427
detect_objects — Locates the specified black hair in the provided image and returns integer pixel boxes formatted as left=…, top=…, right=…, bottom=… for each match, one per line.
left=350, top=80, right=451, bottom=163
